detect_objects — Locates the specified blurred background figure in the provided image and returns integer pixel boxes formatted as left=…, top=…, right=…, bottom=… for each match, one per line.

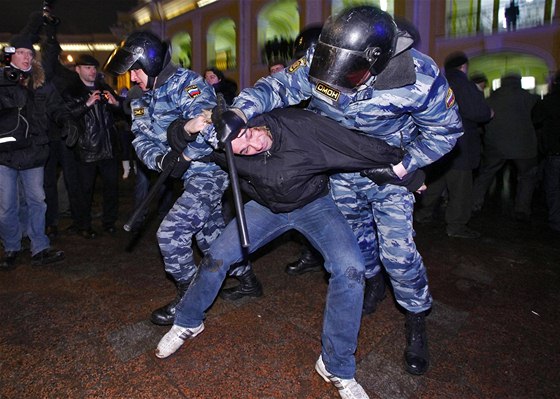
left=204, top=67, right=237, bottom=105
left=267, top=59, right=286, bottom=74
left=472, top=72, right=540, bottom=222
left=532, top=71, right=560, bottom=233
left=415, top=52, right=493, bottom=239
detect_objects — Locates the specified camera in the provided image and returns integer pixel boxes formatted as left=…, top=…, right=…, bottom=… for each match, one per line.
left=98, top=91, right=108, bottom=104
left=42, top=0, right=60, bottom=26
left=1, top=47, right=24, bottom=83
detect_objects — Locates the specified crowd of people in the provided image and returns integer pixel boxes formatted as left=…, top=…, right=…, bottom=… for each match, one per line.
left=1, top=5, right=558, bottom=399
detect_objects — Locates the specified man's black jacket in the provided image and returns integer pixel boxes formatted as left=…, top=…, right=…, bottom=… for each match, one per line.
left=210, top=108, right=403, bottom=213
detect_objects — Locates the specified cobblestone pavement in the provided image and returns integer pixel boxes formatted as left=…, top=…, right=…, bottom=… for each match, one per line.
left=1, top=178, right=559, bottom=398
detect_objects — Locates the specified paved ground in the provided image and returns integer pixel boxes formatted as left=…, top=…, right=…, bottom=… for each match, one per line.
left=1, top=176, right=559, bottom=398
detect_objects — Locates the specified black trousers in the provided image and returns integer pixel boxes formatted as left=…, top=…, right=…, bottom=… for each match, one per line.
left=44, top=139, right=88, bottom=229
left=77, top=158, right=119, bottom=229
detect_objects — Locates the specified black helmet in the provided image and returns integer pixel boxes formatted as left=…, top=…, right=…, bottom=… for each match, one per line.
left=292, top=24, right=322, bottom=60
left=104, top=31, right=166, bottom=77
left=309, top=6, right=398, bottom=91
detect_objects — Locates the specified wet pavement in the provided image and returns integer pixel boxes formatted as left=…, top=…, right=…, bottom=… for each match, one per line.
left=1, top=177, right=559, bottom=399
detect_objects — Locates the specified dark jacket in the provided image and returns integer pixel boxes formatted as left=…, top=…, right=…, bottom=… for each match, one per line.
left=532, top=86, right=560, bottom=156
left=443, top=68, right=493, bottom=170
left=484, top=75, right=539, bottom=159
left=213, top=78, right=238, bottom=105
left=210, top=108, right=403, bottom=213
left=0, top=61, right=71, bottom=170
left=62, top=77, right=118, bottom=163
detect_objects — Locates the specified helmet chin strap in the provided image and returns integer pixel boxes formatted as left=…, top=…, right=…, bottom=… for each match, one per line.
left=147, top=76, right=155, bottom=90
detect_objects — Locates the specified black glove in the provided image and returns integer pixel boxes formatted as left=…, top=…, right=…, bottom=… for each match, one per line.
left=62, top=120, right=79, bottom=147
left=211, top=92, right=246, bottom=147
left=156, top=151, right=191, bottom=178
left=211, top=108, right=246, bottom=145
left=360, top=167, right=426, bottom=192
left=167, top=118, right=197, bottom=153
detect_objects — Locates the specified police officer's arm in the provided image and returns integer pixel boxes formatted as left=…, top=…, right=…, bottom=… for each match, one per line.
left=232, top=56, right=314, bottom=121
left=175, top=74, right=218, bottom=161
left=402, top=74, right=464, bottom=174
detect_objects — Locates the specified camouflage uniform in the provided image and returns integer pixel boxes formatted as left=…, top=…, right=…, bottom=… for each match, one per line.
left=232, top=47, right=463, bottom=313
left=131, top=67, right=250, bottom=284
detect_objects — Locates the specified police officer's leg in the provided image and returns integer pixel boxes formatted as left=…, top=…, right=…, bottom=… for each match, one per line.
left=152, top=171, right=228, bottom=325
left=372, top=185, right=431, bottom=375
left=330, top=174, right=386, bottom=315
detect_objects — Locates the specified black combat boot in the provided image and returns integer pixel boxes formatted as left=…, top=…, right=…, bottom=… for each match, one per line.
left=219, top=268, right=263, bottom=301
left=362, top=273, right=387, bottom=315
left=404, top=310, right=430, bottom=375
left=285, top=246, right=324, bottom=275
left=150, top=281, right=190, bottom=326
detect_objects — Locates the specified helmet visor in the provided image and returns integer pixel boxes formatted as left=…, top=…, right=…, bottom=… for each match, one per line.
left=103, top=46, right=141, bottom=76
left=309, top=41, right=372, bottom=91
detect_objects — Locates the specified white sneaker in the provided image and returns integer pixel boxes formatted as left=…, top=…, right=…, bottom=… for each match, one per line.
left=315, top=356, right=370, bottom=399
left=155, top=323, right=204, bottom=359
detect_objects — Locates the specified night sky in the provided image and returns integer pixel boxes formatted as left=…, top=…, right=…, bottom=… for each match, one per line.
left=0, top=0, right=139, bottom=36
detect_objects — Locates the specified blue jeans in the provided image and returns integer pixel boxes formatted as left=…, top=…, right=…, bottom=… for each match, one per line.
left=0, top=165, right=50, bottom=255
left=175, top=195, right=365, bottom=379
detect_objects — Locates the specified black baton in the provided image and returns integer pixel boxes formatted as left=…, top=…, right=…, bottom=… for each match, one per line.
left=214, top=93, right=250, bottom=248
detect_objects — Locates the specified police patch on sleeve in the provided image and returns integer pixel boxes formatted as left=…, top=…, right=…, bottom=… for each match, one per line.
left=287, top=58, right=306, bottom=73
left=446, top=88, right=456, bottom=109
left=133, top=107, right=145, bottom=116
left=185, top=85, right=202, bottom=98
left=315, top=82, right=340, bottom=102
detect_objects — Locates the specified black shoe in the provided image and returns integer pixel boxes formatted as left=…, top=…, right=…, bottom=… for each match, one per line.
left=150, top=282, right=190, bottom=326
left=79, top=228, right=98, bottom=239
left=404, top=311, right=430, bottom=375
left=0, top=251, right=19, bottom=271
left=46, top=225, right=58, bottom=240
left=31, top=248, right=65, bottom=266
left=220, top=269, right=263, bottom=301
left=150, top=301, right=178, bottom=326
left=285, top=247, right=323, bottom=275
left=362, top=274, right=387, bottom=315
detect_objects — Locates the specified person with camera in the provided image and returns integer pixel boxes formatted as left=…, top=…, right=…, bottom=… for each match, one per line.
left=0, top=31, right=73, bottom=270
left=61, top=54, right=120, bottom=238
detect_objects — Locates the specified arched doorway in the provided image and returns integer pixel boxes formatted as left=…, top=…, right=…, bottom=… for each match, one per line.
left=207, top=18, right=237, bottom=70
left=258, top=0, right=300, bottom=65
left=470, top=52, right=551, bottom=96
left=171, top=32, right=192, bottom=69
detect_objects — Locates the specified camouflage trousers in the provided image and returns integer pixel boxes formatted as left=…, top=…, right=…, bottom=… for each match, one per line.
left=330, top=173, right=432, bottom=313
left=157, top=170, right=250, bottom=284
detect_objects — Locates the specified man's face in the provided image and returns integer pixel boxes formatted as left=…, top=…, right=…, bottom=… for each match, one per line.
left=269, top=63, right=285, bottom=74
left=231, top=127, right=273, bottom=156
left=75, top=65, right=98, bottom=85
left=130, top=69, right=149, bottom=91
left=204, top=71, right=220, bottom=86
left=11, top=48, right=34, bottom=71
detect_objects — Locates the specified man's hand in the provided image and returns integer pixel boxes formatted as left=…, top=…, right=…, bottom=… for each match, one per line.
left=360, top=167, right=426, bottom=193
left=155, top=151, right=191, bottom=178
left=167, top=118, right=197, bottom=152
left=62, top=120, right=79, bottom=147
